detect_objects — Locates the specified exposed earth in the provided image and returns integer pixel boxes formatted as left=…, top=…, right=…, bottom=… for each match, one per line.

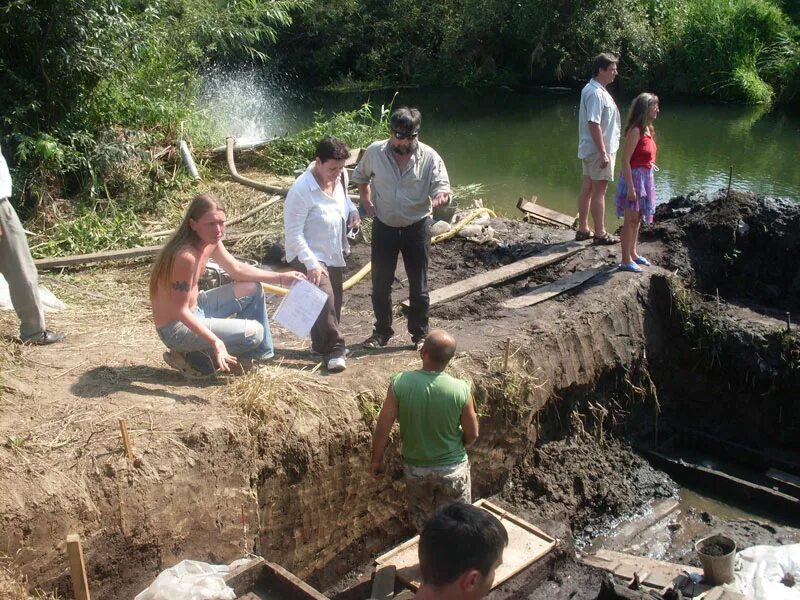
left=1, top=180, right=799, bottom=599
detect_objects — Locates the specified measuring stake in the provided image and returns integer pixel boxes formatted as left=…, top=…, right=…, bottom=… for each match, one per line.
left=118, top=419, right=133, bottom=461
left=787, top=312, right=792, bottom=332
left=66, top=534, right=92, bottom=600
left=503, top=338, right=511, bottom=372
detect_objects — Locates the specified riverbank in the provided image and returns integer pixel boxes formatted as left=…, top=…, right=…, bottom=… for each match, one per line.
left=1, top=186, right=799, bottom=599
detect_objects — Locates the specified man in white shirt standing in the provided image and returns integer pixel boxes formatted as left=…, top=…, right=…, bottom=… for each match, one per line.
left=576, top=53, right=621, bottom=245
left=0, top=144, right=64, bottom=345
left=284, top=136, right=360, bottom=372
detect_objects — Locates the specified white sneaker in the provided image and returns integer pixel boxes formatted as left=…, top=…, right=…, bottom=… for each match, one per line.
left=326, top=356, right=346, bottom=373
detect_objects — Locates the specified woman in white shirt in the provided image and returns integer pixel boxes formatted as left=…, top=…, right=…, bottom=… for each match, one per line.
left=284, top=137, right=360, bottom=372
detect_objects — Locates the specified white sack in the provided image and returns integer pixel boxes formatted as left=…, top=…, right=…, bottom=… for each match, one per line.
left=735, top=543, right=800, bottom=600
left=0, top=274, right=66, bottom=312
left=134, top=559, right=236, bottom=600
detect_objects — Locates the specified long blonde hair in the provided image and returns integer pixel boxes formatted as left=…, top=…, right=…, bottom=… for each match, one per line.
left=624, top=92, right=658, bottom=137
left=149, top=193, right=225, bottom=300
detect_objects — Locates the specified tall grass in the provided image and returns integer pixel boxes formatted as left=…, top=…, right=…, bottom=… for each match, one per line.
left=263, top=100, right=394, bottom=174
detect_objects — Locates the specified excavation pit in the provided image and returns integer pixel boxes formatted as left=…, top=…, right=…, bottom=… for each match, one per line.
left=1, top=191, right=799, bottom=599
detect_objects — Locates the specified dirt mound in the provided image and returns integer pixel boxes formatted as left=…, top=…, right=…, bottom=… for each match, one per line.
left=502, top=435, right=676, bottom=543
left=644, top=189, right=800, bottom=313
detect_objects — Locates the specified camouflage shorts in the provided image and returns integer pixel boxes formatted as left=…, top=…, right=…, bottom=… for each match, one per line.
left=404, top=460, right=471, bottom=532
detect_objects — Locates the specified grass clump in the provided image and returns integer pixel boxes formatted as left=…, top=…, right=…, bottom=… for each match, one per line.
left=263, top=100, right=392, bottom=175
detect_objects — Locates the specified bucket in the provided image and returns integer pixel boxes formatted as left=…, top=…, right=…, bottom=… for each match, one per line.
left=695, top=534, right=736, bottom=585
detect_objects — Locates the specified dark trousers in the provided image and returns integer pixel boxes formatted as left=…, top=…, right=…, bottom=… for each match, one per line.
left=371, top=216, right=430, bottom=342
left=291, top=260, right=346, bottom=359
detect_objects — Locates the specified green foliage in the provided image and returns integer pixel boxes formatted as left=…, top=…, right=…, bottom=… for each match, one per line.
left=659, top=0, right=796, bottom=103
left=29, top=204, right=146, bottom=258
left=1, top=0, right=303, bottom=212
left=264, top=100, right=392, bottom=174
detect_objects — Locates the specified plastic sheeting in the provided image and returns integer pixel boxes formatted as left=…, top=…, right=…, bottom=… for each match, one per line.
left=735, top=543, right=800, bottom=600
left=134, top=559, right=251, bottom=600
left=0, top=274, right=65, bottom=312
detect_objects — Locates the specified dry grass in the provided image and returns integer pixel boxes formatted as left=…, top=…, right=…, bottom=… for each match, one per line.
left=0, top=555, right=60, bottom=600
left=449, top=347, right=547, bottom=423
left=228, top=363, right=350, bottom=437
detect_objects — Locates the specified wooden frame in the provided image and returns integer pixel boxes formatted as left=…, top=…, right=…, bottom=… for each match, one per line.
left=374, top=499, right=557, bottom=592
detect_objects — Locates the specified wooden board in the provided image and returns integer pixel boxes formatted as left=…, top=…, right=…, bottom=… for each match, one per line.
left=580, top=549, right=706, bottom=594
left=501, top=265, right=608, bottom=309
left=371, top=565, right=396, bottom=600
left=767, top=467, right=800, bottom=495
left=225, top=558, right=329, bottom=600
left=374, top=499, right=556, bottom=592
left=516, top=197, right=576, bottom=228
left=403, top=240, right=590, bottom=308
left=34, top=232, right=256, bottom=270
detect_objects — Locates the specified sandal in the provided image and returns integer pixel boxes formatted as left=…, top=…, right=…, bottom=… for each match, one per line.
left=633, top=256, right=652, bottom=267
left=163, top=351, right=213, bottom=379
left=618, top=262, right=643, bottom=273
left=575, top=230, right=593, bottom=242
left=593, top=232, right=620, bottom=245
left=362, top=334, right=391, bottom=349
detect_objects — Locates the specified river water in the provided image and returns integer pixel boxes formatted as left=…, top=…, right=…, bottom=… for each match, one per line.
left=203, top=76, right=800, bottom=220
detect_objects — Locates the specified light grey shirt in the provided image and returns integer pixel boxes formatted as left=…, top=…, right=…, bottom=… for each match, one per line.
left=351, top=140, right=450, bottom=228
left=284, top=166, right=358, bottom=270
left=578, top=78, right=621, bottom=159
left=0, top=145, right=11, bottom=199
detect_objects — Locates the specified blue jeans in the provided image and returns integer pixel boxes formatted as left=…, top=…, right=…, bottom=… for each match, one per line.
left=157, top=282, right=273, bottom=374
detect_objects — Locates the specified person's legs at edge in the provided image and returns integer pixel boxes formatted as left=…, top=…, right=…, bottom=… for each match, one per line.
left=590, top=178, right=610, bottom=238
left=630, top=213, right=642, bottom=262
left=577, top=175, right=593, bottom=236
left=172, top=282, right=269, bottom=373
left=400, top=217, right=431, bottom=343
left=0, top=201, right=46, bottom=339
left=620, top=208, right=636, bottom=264
left=370, top=218, right=401, bottom=341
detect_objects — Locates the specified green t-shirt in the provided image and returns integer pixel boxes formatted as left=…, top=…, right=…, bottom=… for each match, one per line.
left=391, top=369, right=471, bottom=467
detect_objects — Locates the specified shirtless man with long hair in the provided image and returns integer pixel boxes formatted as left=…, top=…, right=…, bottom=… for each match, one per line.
left=150, top=193, right=304, bottom=377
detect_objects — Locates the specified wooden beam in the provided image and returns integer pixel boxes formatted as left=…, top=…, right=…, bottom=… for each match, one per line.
left=66, top=534, right=91, bottom=600
left=404, top=240, right=589, bottom=308
left=517, top=197, right=576, bottom=228
left=34, top=232, right=257, bottom=270
left=371, top=565, right=397, bottom=600
left=118, top=419, right=133, bottom=462
left=501, top=266, right=608, bottom=309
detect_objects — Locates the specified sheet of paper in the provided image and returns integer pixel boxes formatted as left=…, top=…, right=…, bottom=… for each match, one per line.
left=273, top=279, right=328, bottom=338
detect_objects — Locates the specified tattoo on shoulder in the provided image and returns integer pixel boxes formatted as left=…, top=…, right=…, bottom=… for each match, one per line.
left=171, top=280, right=191, bottom=293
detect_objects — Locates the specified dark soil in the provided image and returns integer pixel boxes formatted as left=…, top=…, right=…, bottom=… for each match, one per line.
left=644, top=189, right=800, bottom=314
left=502, top=436, right=677, bottom=544
left=698, top=542, right=731, bottom=557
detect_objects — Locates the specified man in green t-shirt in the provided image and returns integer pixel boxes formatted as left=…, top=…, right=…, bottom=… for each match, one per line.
left=371, top=329, right=479, bottom=531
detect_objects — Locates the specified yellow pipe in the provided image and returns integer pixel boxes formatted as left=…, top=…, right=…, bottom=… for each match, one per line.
left=262, top=207, right=497, bottom=296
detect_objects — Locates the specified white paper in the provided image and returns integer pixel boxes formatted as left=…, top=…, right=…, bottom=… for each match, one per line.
left=273, top=279, right=328, bottom=338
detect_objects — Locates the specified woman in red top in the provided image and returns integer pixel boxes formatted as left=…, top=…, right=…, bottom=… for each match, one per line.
left=615, top=93, right=660, bottom=272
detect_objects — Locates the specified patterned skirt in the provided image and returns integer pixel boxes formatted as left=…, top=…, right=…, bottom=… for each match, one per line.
left=615, top=167, right=656, bottom=223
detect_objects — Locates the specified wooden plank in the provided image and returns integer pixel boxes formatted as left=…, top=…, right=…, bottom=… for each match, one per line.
left=403, top=240, right=590, bottom=308
left=516, top=197, right=576, bottom=228
left=501, top=266, right=608, bottom=309
left=581, top=549, right=705, bottom=595
left=393, top=591, right=415, bottom=600
left=371, top=565, right=396, bottom=600
left=767, top=467, right=800, bottom=493
left=66, top=534, right=91, bottom=600
left=34, top=232, right=256, bottom=270
left=375, top=499, right=556, bottom=592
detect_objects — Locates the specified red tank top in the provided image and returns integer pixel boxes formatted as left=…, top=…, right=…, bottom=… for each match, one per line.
left=630, top=130, right=657, bottom=169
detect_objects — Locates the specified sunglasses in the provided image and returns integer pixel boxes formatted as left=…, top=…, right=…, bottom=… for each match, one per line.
left=393, top=130, right=419, bottom=140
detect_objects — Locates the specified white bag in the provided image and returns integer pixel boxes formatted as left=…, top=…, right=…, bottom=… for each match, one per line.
left=133, top=559, right=236, bottom=600
left=0, top=274, right=65, bottom=312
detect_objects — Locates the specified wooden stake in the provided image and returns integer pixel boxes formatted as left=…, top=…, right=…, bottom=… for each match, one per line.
left=727, top=165, right=733, bottom=200
left=66, top=534, right=91, bottom=600
left=118, top=419, right=133, bottom=461
left=787, top=312, right=792, bottom=332
left=503, top=338, right=511, bottom=371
